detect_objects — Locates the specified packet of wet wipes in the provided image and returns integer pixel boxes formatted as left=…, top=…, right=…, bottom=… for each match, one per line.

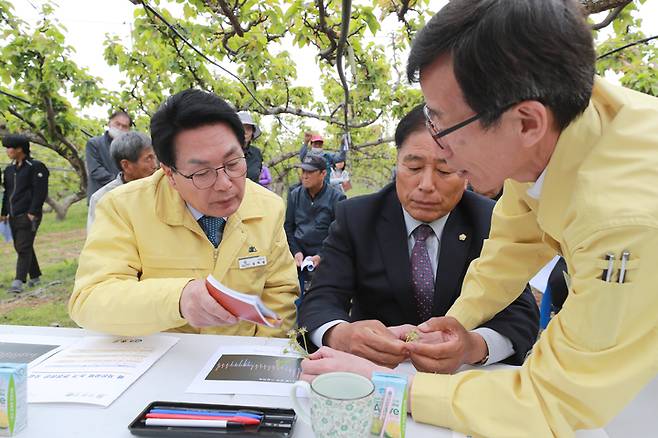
left=0, top=363, right=27, bottom=436
left=370, top=372, right=407, bottom=438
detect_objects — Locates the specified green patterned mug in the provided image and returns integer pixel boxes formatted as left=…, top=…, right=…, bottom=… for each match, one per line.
left=290, top=372, right=375, bottom=438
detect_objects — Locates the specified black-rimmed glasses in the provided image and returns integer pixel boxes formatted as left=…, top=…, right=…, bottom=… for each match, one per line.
left=172, top=156, right=247, bottom=189
left=423, top=104, right=482, bottom=150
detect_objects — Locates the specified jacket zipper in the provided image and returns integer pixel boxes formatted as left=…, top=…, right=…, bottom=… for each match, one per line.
left=9, top=168, right=17, bottom=217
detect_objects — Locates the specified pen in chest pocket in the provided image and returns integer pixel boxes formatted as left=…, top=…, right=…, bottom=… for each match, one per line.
left=602, top=253, right=615, bottom=282
left=618, top=251, right=630, bottom=284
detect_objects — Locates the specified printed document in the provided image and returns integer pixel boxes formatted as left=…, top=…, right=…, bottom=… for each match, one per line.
left=28, top=335, right=178, bottom=406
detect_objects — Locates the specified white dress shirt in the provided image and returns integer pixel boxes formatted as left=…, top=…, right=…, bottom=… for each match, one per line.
left=310, top=207, right=515, bottom=366
left=186, top=203, right=227, bottom=222
left=526, top=167, right=548, bottom=200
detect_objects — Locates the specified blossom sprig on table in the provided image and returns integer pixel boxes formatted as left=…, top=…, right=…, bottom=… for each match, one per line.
left=283, top=327, right=310, bottom=358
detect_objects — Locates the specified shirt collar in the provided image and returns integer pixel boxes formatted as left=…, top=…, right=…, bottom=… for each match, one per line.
left=526, top=167, right=548, bottom=200
left=185, top=203, right=226, bottom=222
left=305, top=182, right=327, bottom=199
left=402, top=208, right=450, bottom=240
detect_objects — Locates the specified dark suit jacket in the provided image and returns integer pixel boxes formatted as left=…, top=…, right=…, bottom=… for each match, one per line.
left=85, top=132, right=119, bottom=201
left=298, top=183, right=539, bottom=365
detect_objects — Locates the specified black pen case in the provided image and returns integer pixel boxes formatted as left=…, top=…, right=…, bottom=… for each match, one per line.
left=128, top=401, right=296, bottom=437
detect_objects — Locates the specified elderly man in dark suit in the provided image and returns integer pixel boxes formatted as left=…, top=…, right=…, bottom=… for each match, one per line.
left=298, top=104, right=538, bottom=372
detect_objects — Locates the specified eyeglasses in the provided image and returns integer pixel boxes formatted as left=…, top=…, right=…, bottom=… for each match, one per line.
left=172, top=156, right=247, bottom=189
left=423, top=104, right=482, bottom=150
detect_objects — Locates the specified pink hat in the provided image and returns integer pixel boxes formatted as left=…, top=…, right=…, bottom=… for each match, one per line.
left=310, top=134, right=324, bottom=143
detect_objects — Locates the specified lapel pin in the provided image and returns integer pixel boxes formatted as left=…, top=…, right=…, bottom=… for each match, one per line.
left=248, top=246, right=257, bottom=253
left=459, top=234, right=467, bottom=241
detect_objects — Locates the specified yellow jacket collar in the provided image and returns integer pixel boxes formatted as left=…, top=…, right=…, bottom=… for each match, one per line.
left=534, top=79, right=607, bottom=239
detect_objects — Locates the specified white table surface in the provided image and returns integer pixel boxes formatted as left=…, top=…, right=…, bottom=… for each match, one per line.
left=2, top=325, right=655, bottom=438
left=2, top=325, right=442, bottom=438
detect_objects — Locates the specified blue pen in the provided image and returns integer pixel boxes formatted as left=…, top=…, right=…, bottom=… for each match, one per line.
left=150, top=408, right=262, bottom=420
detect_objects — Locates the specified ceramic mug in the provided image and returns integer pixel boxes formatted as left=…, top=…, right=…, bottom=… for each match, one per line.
left=290, top=372, right=375, bottom=438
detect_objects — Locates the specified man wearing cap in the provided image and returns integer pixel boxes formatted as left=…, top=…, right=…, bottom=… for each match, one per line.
left=284, top=154, right=346, bottom=277
left=237, top=111, right=264, bottom=184
left=299, top=133, right=347, bottom=186
left=1, top=134, right=49, bottom=293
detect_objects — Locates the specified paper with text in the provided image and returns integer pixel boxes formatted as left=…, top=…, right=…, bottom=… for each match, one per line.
left=27, top=335, right=178, bottom=406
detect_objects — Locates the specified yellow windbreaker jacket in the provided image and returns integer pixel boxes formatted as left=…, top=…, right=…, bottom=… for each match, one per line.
left=69, top=170, right=299, bottom=337
left=411, top=79, right=658, bottom=436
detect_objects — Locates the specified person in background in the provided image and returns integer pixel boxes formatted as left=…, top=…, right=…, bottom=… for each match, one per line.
left=299, top=133, right=347, bottom=186
left=284, top=154, right=345, bottom=292
left=329, top=159, right=350, bottom=194
left=300, top=0, right=658, bottom=436
left=86, top=111, right=131, bottom=201
left=237, top=111, right=263, bottom=183
left=87, top=131, right=157, bottom=230
left=1, top=134, right=49, bottom=293
left=259, top=164, right=272, bottom=190
left=70, top=89, right=298, bottom=338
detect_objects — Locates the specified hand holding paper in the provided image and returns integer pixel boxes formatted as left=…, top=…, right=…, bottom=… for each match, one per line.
left=205, top=275, right=282, bottom=328
left=0, top=220, right=12, bottom=242
left=180, top=279, right=238, bottom=328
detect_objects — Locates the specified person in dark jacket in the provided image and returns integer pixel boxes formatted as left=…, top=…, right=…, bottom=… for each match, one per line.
left=298, top=105, right=538, bottom=371
left=284, top=154, right=345, bottom=292
left=237, top=111, right=264, bottom=183
left=85, top=111, right=131, bottom=201
left=1, top=134, right=49, bottom=293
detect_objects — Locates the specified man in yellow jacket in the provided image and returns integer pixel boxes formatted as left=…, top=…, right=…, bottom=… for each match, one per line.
left=300, top=0, right=658, bottom=436
left=70, top=89, right=298, bottom=338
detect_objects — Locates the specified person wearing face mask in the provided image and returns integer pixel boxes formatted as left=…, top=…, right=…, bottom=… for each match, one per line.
left=85, top=111, right=132, bottom=201
left=237, top=111, right=264, bottom=183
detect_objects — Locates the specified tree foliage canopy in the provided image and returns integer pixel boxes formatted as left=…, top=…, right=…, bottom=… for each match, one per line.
left=0, top=0, right=656, bottom=217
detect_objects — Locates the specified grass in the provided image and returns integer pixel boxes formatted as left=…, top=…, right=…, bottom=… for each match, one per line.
left=0, top=260, right=79, bottom=327
left=1, top=203, right=87, bottom=328
left=346, top=181, right=378, bottom=198
left=39, top=201, right=87, bottom=233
